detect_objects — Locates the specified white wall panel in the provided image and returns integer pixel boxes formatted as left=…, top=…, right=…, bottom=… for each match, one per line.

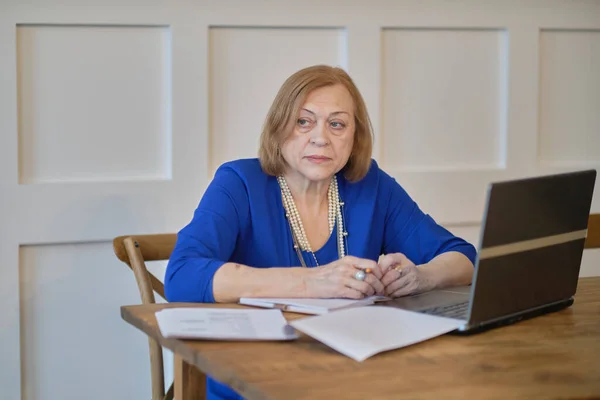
left=538, top=29, right=600, bottom=167
left=381, top=28, right=508, bottom=171
left=17, top=25, right=172, bottom=184
left=208, top=27, right=347, bottom=173
left=580, top=250, right=600, bottom=277
left=19, top=242, right=152, bottom=400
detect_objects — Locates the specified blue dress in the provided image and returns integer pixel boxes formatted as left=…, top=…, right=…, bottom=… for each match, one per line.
left=164, top=158, right=477, bottom=400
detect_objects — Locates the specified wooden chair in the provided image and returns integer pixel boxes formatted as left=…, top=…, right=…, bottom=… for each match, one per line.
left=585, top=213, right=600, bottom=249
left=113, top=234, right=206, bottom=400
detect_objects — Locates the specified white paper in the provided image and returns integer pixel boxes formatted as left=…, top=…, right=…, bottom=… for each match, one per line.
left=155, top=308, right=298, bottom=340
left=289, top=306, right=465, bottom=361
left=239, top=295, right=389, bottom=315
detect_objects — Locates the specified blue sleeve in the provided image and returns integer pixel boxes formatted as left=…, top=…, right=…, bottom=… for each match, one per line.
left=381, top=171, right=477, bottom=266
left=164, top=165, right=249, bottom=303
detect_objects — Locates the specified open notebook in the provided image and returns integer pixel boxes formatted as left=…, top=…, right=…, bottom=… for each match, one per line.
left=239, top=295, right=389, bottom=315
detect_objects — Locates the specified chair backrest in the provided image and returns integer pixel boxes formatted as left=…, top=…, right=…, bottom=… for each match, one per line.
left=113, top=233, right=177, bottom=400
left=585, top=214, right=600, bottom=249
left=113, top=234, right=177, bottom=301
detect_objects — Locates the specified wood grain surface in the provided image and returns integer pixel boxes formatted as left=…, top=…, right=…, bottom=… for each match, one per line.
left=121, top=277, right=600, bottom=400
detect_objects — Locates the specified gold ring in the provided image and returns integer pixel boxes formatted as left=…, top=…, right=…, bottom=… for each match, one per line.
left=393, top=265, right=403, bottom=272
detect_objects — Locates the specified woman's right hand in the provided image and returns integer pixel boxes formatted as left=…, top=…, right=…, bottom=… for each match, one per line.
left=304, top=256, right=384, bottom=299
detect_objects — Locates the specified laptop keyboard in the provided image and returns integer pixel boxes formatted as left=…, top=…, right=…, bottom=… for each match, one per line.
left=420, top=301, right=469, bottom=320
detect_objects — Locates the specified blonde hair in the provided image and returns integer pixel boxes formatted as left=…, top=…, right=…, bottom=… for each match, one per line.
left=258, top=65, right=373, bottom=182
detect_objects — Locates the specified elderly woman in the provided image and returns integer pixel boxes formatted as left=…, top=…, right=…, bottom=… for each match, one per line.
left=165, top=65, right=476, bottom=399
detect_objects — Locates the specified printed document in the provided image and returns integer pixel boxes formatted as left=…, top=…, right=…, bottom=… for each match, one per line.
left=155, top=308, right=298, bottom=340
left=289, top=306, right=464, bottom=361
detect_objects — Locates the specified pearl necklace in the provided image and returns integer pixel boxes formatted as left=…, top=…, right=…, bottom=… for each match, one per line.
left=277, top=175, right=346, bottom=267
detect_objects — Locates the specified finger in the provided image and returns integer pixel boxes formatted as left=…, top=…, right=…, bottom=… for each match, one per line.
left=343, top=266, right=382, bottom=296
left=341, top=287, right=367, bottom=299
left=381, top=269, right=402, bottom=287
left=378, top=254, right=397, bottom=272
left=364, top=273, right=385, bottom=296
left=340, top=255, right=378, bottom=271
left=345, top=277, right=375, bottom=297
left=378, top=253, right=409, bottom=273
left=369, top=264, right=383, bottom=280
left=389, top=279, right=418, bottom=298
left=385, top=275, right=411, bottom=296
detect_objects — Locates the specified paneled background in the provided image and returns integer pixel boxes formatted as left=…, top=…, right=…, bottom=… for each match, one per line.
left=1, top=1, right=599, bottom=399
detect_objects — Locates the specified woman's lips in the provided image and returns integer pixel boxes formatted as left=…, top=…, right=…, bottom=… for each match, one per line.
left=305, top=155, right=331, bottom=164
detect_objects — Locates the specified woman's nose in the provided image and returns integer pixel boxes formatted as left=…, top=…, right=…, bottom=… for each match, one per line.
left=309, top=122, right=329, bottom=146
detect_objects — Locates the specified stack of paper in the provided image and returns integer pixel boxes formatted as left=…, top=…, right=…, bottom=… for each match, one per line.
left=155, top=308, right=298, bottom=340
left=289, top=306, right=464, bottom=361
left=239, top=295, right=388, bottom=315
left=154, top=304, right=465, bottom=362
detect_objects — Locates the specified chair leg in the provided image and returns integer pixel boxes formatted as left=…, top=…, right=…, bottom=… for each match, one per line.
left=174, top=355, right=206, bottom=400
left=164, top=382, right=174, bottom=400
left=148, top=337, right=166, bottom=400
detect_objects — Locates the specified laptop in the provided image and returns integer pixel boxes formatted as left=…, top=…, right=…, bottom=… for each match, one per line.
left=384, top=169, right=597, bottom=334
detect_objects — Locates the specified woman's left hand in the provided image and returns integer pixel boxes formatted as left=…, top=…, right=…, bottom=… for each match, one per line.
left=378, top=253, right=436, bottom=298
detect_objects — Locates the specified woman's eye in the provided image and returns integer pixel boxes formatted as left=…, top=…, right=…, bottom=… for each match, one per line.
left=297, top=118, right=311, bottom=126
left=330, top=121, right=345, bottom=129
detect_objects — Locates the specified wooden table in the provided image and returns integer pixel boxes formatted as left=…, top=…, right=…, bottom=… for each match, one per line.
left=121, top=277, right=600, bottom=400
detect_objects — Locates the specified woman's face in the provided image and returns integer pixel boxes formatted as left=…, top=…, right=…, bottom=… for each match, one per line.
left=280, top=83, right=355, bottom=184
